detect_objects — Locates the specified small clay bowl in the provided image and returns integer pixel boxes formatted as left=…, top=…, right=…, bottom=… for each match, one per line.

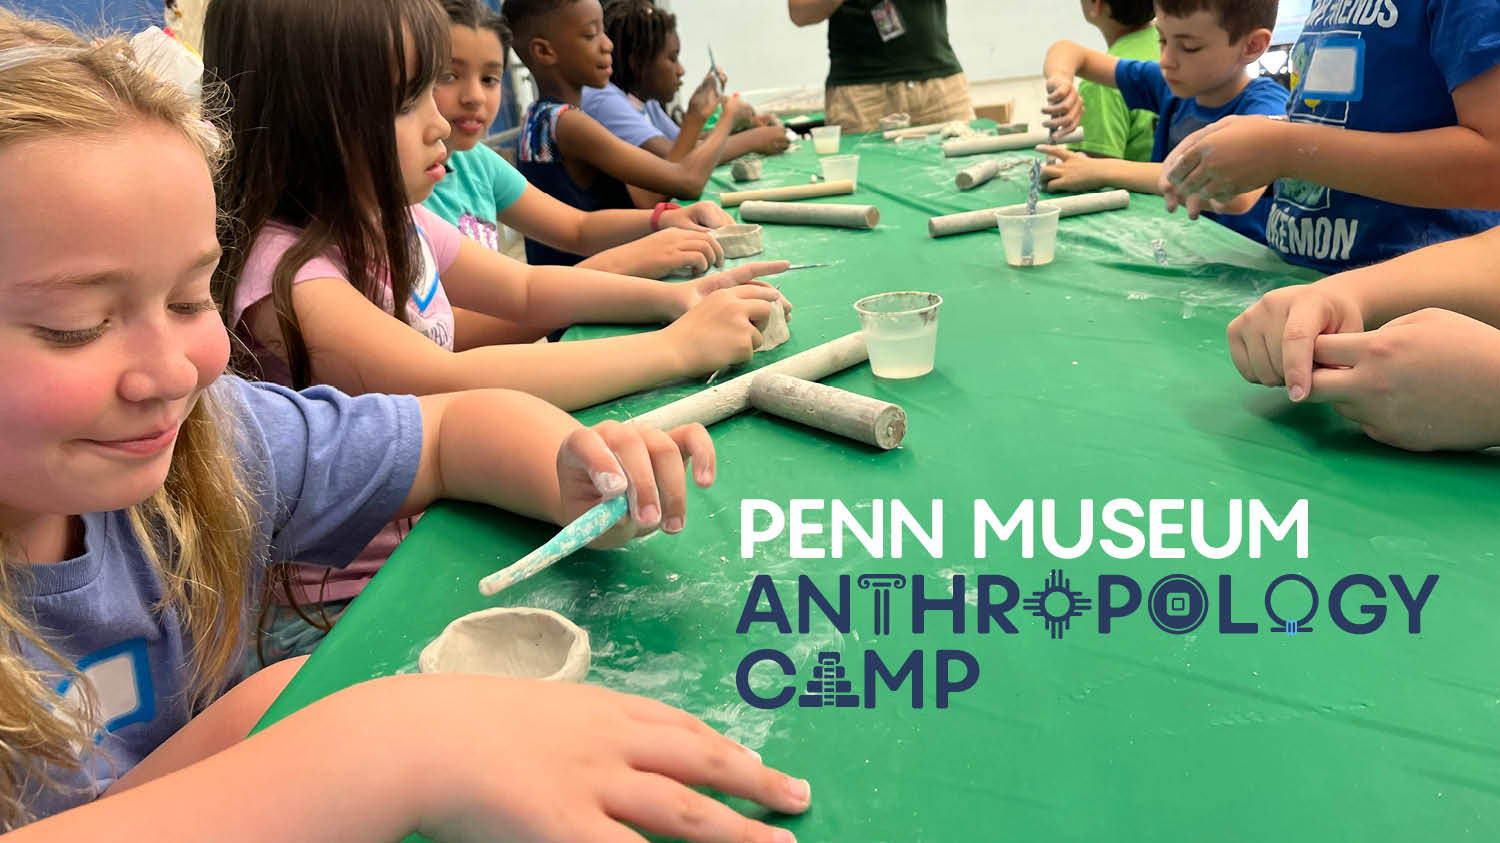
left=418, top=607, right=591, bottom=682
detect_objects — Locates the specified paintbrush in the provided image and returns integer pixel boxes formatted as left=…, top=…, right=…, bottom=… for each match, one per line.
left=785, top=263, right=829, bottom=270
left=478, top=495, right=628, bottom=596
left=1023, top=159, right=1041, bottom=265
left=708, top=44, right=721, bottom=93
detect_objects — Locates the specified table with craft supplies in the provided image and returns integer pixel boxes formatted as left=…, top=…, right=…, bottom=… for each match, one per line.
left=261, top=124, right=1500, bottom=841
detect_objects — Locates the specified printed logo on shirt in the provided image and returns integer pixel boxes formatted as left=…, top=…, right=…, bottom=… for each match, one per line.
left=1303, top=0, right=1397, bottom=30
left=55, top=639, right=155, bottom=745
left=870, top=0, right=906, bottom=42
left=410, top=224, right=441, bottom=313
left=458, top=212, right=502, bottom=252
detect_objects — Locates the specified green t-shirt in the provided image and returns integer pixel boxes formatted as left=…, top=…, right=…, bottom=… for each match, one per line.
left=421, top=143, right=529, bottom=252
left=826, top=0, right=963, bottom=87
left=1074, top=26, right=1158, bottom=161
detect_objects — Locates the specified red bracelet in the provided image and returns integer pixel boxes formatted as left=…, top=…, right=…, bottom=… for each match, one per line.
left=651, top=201, right=681, bottom=231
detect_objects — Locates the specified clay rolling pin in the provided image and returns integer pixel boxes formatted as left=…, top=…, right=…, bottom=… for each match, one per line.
left=719, top=179, right=855, bottom=208
left=748, top=372, right=906, bottom=449
left=739, top=200, right=879, bottom=230
left=928, top=189, right=1130, bottom=238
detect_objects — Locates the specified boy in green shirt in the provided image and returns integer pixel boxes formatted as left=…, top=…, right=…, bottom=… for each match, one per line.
left=1072, top=0, right=1159, bottom=161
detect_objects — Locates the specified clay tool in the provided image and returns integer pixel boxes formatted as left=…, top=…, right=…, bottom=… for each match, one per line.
left=1023, top=160, right=1041, bottom=264
left=785, top=263, right=829, bottom=270
left=719, top=179, right=855, bottom=208
left=739, top=200, right=879, bottom=229
left=748, top=372, right=906, bottom=449
left=478, top=495, right=628, bottom=596
left=636, top=331, right=869, bottom=430
left=941, top=128, right=1083, bottom=157
left=708, top=44, right=721, bottom=93
left=928, top=189, right=1130, bottom=238
left=954, top=158, right=1026, bottom=190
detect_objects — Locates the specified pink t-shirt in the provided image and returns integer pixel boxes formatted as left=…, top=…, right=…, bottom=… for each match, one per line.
left=230, top=205, right=462, bottom=604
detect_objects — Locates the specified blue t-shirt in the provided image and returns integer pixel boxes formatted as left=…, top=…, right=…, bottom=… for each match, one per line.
left=1116, top=60, right=1291, bottom=244
left=18, top=378, right=421, bottom=822
left=581, top=82, right=680, bottom=147
left=1266, top=0, right=1500, bottom=272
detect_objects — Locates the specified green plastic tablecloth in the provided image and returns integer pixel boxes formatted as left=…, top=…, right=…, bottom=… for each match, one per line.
left=259, top=128, right=1500, bottom=841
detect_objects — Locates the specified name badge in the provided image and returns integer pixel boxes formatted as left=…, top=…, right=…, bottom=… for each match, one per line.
left=1301, top=37, right=1364, bottom=102
left=871, top=0, right=906, bottom=42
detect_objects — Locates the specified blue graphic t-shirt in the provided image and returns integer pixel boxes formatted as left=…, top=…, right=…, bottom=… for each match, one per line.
left=1115, top=60, right=1290, bottom=244
left=16, top=378, right=421, bottom=823
left=1266, top=0, right=1500, bottom=272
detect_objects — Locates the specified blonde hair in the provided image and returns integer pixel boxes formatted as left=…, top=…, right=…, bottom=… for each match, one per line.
left=0, top=7, right=256, bottom=829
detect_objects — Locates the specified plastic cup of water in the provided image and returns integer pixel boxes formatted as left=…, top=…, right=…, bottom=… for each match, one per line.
left=853, top=291, right=943, bottom=379
left=819, top=154, right=860, bottom=188
left=811, top=124, right=842, bottom=154
left=994, top=205, right=1060, bottom=267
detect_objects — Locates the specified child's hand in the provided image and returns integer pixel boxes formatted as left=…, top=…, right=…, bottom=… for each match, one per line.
left=660, top=200, right=735, bottom=231
left=672, top=260, right=792, bottom=319
left=1041, top=75, right=1082, bottom=137
left=606, top=228, right=725, bottom=279
left=752, top=113, right=782, bottom=128
left=1161, top=115, right=1288, bottom=218
left=661, top=285, right=788, bottom=375
left=746, top=125, right=793, bottom=155
left=556, top=420, right=714, bottom=540
left=1036, top=144, right=1102, bottom=192
left=687, top=70, right=724, bottom=120
left=1227, top=282, right=1365, bottom=400
left=1299, top=309, right=1500, bottom=451
left=392, top=675, right=813, bottom=842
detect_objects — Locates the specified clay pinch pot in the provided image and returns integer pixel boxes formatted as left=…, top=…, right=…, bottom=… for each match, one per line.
left=711, top=223, right=764, bottom=259
left=419, top=607, right=591, bottom=682
left=730, top=157, right=764, bottom=182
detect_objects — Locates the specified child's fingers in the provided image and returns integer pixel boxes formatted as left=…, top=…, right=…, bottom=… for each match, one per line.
left=1034, top=143, right=1070, bottom=160
left=1306, top=364, right=1362, bottom=404
left=603, top=774, right=794, bottom=843
left=561, top=426, right=630, bottom=498
left=624, top=728, right=812, bottom=818
left=595, top=424, right=661, bottom=529
left=732, top=259, right=791, bottom=280
left=665, top=423, right=716, bottom=486
left=639, top=427, right=688, bottom=534
left=1279, top=300, right=1334, bottom=399
left=1227, top=329, right=1257, bottom=384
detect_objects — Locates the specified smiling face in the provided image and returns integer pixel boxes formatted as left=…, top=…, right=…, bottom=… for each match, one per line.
left=1154, top=8, right=1252, bottom=101
left=544, top=0, right=613, bottom=90
left=0, top=121, right=229, bottom=530
left=435, top=24, right=506, bottom=152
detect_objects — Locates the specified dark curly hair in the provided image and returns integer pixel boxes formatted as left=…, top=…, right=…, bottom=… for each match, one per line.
left=602, top=0, right=676, bottom=97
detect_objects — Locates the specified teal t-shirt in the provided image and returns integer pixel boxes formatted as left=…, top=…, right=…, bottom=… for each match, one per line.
left=1074, top=26, right=1159, bottom=161
left=422, top=143, right=528, bottom=252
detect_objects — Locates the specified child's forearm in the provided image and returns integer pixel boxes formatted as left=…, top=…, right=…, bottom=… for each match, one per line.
left=519, top=264, right=682, bottom=324
left=442, top=331, right=692, bottom=410
left=407, top=389, right=574, bottom=523
left=1319, top=225, right=1500, bottom=329
left=675, top=117, right=734, bottom=197
left=498, top=188, right=653, bottom=260
left=1095, top=158, right=1164, bottom=194
left=667, top=112, right=708, bottom=162
left=1044, top=40, right=1116, bottom=88
left=7, top=682, right=427, bottom=841
left=1277, top=121, right=1500, bottom=210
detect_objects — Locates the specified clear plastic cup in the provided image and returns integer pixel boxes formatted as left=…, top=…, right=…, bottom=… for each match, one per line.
left=819, top=154, right=860, bottom=188
left=811, top=124, right=842, bottom=154
left=853, top=292, right=943, bottom=379
left=994, top=205, right=1061, bottom=267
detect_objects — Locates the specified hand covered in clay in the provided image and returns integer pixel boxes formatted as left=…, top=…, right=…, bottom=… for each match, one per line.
left=752, top=112, right=782, bottom=128
left=598, top=228, right=724, bottom=279
left=686, top=69, right=725, bottom=121
left=670, top=260, right=792, bottom=319
left=1161, top=115, right=1287, bottom=218
left=556, top=419, right=714, bottom=541
left=1035, top=144, right=1105, bottom=192
left=1041, top=75, right=1083, bottom=138
left=743, top=124, right=792, bottom=155
left=1228, top=280, right=1365, bottom=399
left=662, top=284, right=789, bottom=375
left=1301, top=308, right=1500, bottom=451
left=398, top=675, right=813, bottom=842
left=660, top=200, right=735, bottom=231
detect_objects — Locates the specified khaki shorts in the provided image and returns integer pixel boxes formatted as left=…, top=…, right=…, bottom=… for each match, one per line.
left=826, top=72, right=975, bottom=133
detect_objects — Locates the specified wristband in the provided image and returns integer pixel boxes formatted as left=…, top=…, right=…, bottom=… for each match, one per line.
left=651, top=201, right=681, bottom=231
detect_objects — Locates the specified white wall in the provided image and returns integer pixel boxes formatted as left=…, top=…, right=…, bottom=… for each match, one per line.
left=660, top=0, right=1101, bottom=94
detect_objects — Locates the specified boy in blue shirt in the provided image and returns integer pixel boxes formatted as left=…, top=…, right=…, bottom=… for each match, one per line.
left=1039, top=0, right=1287, bottom=244
left=1159, top=0, right=1500, bottom=273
